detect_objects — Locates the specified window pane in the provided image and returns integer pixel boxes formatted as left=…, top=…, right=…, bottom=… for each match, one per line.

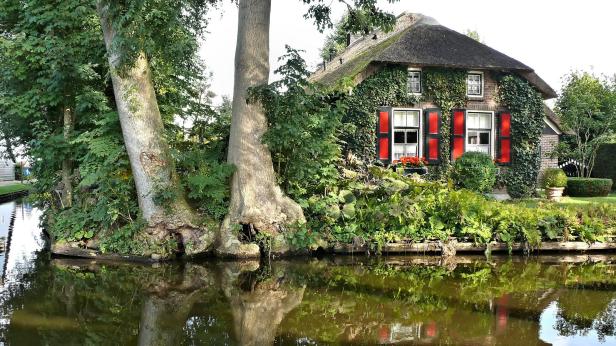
left=394, top=145, right=405, bottom=159
left=468, top=131, right=478, bottom=144
left=406, top=111, right=419, bottom=127
left=394, top=111, right=406, bottom=127
left=467, top=114, right=477, bottom=128
left=479, top=114, right=491, bottom=129
left=408, top=71, right=421, bottom=93
left=479, top=132, right=490, bottom=144
left=407, top=131, right=418, bottom=144
left=467, top=74, right=482, bottom=96
left=394, top=131, right=405, bottom=143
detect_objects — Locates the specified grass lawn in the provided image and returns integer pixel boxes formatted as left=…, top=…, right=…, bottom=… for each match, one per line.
left=560, top=193, right=616, bottom=205
left=508, top=193, right=616, bottom=209
left=0, top=183, right=31, bottom=196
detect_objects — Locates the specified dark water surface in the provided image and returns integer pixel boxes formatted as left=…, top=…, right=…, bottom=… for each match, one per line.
left=2, top=200, right=616, bottom=345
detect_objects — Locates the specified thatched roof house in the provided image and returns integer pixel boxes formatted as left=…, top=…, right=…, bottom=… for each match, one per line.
left=311, top=13, right=563, bottom=173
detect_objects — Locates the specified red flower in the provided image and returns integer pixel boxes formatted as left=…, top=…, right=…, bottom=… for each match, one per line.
left=398, top=156, right=426, bottom=168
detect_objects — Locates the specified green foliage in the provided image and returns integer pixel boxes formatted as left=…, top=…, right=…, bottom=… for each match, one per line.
left=556, top=72, right=616, bottom=177
left=498, top=75, right=545, bottom=198
left=296, top=166, right=612, bottom=250
left=304, top=0, right=399, bottom=34
left=423, top=68, right=467, bottom=179
left=541, top=168, right=568, bottom=189
left=342, top=66, right=418, bottom=163
left=176, top=148, right=235, bottom=221
left=567, top=178, right=613, bottom=197
left=0, top=0, right=221, bottom=254
left=452, top=152, right=497, bottom=193
left=254, top=47, right=345, bottom=200
left=593, top=144, right=616, bottom=187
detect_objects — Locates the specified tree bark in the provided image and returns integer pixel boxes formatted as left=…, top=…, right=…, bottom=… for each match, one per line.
left=96, top=2, right=214, bottom=257
left=220, top=0, right=304, bottom=257
left=61, top=106, right=73, bottom=208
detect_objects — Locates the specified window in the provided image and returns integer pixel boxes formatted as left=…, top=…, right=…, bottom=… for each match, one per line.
left=466, top=111, right=493, bottom=155
left=393, top=109, right=421, bottom=160
left=407, top=69, right=421, bottom=95
left=467, top=72, right=483, bottom=97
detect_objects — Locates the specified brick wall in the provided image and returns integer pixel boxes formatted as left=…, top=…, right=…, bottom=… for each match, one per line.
left=539, top=134, right=559, bottom=172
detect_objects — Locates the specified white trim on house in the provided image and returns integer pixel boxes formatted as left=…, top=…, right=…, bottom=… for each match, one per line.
left=543, top=117, right=562, bottom=135
left=466, top=71, right=484, bottom=98
left=465, top=110, right=495, bottom=158
left=407, top=67, right=422, bottom=96
left=391, top=108, right=423, bottom=160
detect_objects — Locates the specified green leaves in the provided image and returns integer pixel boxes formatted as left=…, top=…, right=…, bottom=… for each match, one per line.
left=498, top=75, right=545, bottom=198
left=555, top=72, right=616, bottom=178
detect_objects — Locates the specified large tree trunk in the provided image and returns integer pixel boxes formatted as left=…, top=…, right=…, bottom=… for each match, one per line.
left=219, top=0, right=304, bottom=258
left=96, top=2, right=214, bottom=257
left=61, top=106, right=73, bottom=208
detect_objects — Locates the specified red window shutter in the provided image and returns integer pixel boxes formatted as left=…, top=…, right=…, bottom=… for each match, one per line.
left=497, top=112, right=512, bottom=164
left=376, top=107, right=392, bottom=164
left=451, top=110, right=466, bottom=160
left=424, top=109, right=441, bottom=164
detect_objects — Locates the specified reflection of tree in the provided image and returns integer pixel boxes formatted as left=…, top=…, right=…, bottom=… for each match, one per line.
left=555, top=290, right=616, bottom=341
left=137, top=264, right=215, bottom=346
left=220, top=261, right=305, bottom=346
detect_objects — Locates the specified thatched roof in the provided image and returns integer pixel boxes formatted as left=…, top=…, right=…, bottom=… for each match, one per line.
left=311, top=13, right=557, bottom=99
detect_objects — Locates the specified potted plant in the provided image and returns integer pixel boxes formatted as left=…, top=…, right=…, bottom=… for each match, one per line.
left=394, top=156, right=428, bottom=176
left=541, top=168, right=568, bottom=201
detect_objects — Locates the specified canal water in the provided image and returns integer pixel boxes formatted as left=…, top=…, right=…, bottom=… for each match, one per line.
left=1, top=199, right=616, bottom=345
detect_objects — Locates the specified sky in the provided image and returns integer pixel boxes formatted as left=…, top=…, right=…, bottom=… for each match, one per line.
left=200, top=0, right=616, bottom=105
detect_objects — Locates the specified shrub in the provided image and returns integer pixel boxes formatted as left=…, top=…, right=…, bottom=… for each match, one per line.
left=567, top=178, right=613, bottom=197
left=295, top=166, right=613, bottom=251
left=452, top=152, right=497, bottom=193
left=541, top=168, right=568, bottom=189
left=593, top=144, right=616, bottom=190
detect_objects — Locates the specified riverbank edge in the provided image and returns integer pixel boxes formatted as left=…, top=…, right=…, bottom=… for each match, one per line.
left=50, top=240, right=616, bottom=263
left=0, top=183, right=31, bottom=202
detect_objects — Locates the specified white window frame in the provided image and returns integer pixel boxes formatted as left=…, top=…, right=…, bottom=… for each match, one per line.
left=391, top=108, right=423, bottom=160
left=465, top=110, right=495, bottom=158
left=466, top=71, right=484, bottom=98
left=407, top=68, right=422, bottom=96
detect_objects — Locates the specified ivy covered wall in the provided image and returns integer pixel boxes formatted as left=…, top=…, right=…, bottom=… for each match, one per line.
left=497, top=75, right=546, bottom=198
left=341, top=66, right=418, bottom=162
left=341, top=66, right=546, bottom=197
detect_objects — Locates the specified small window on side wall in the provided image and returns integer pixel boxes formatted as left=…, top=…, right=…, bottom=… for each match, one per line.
left=407, top=69, right=421, bottom=95
left=467, top=72, right=483, bottom=97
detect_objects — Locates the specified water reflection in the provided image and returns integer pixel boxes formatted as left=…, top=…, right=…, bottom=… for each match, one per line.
left=2, top=200, right=616, bottom=345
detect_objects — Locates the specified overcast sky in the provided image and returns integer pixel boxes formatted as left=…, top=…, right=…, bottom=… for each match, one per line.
left=200, top=0, right=616, bottom=105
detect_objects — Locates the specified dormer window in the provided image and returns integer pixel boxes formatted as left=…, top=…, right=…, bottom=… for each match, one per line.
left=407, top=68, right=422, bottom=95
left=467, top=72, right=484, bottom=97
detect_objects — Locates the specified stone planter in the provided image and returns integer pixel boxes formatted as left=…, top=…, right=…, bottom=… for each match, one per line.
left=404, top=167, right=428, bottom=176
left=546, top=187, right=565, bottom=202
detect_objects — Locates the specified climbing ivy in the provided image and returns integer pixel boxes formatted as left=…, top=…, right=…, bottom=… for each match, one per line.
left=498, top=75, right=545, bottom=198
left=423, top=68, right=467, bottom=179
left=342, top=66, right=418, bottom=163
left=341, top=66, right=466, bottom=181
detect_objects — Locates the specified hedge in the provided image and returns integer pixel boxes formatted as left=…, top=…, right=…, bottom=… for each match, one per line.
left=593, top=144, right=616, bottom=190
left=567, top=178, right=613, bottom=197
